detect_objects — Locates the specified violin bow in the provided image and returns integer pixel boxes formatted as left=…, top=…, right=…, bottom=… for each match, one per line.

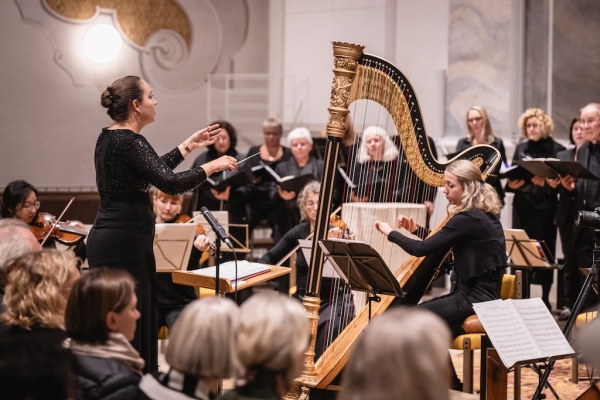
left=40, top=197, right=75, bottom=246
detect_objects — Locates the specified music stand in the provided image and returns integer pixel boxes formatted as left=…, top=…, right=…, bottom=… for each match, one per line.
left=154, top=224, right=197, bottom=272
left=319, top=238, right=404, bottom=320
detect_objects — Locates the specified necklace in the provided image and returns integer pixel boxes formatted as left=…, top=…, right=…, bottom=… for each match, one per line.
left=264, top=145, right=281, bottom=161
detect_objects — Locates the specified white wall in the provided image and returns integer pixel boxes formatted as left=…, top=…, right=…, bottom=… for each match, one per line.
left=282, top=0, right=449, bottom=139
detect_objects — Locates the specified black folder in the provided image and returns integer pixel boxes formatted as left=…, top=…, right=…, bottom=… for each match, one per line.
left=500, top=165, right=533, bottom=181
left=261, top=162, right=317, bottom=193
left=206, top=172, right=249, bottom=192
left=514, top=160, right=598, bottom=180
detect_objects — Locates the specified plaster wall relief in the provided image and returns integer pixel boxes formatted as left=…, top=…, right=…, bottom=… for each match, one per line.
left=445, top=0, right=512, bottom=141
left=14, top=0, right=249, bottom=92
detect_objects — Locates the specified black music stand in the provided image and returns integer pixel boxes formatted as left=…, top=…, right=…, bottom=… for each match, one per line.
left=319, top=239, right=404, bottom=320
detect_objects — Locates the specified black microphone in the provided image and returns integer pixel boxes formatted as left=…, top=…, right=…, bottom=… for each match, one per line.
left=200, top=207, right=233, bottom=249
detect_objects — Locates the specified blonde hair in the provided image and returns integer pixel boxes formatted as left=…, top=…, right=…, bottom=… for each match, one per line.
left=152, top=188, right=183, bottom=216
left=357, top=126, right=399, bottom=163
left=466, top=106, right=496, bottom=144
left=263, top=117, right=282, bottom=133
left=446, top=160, right=502, bottom=217
left=166, top=297, right=240, bottom=378
left=236, top=293, right=309, bottom=387
left=1, top=249, right=79, bottom=330
left=297, top=181, right=320, bottom=221
left=518, top=108, right=554, bottom=139
left=339, top=308, right=451, bottom=400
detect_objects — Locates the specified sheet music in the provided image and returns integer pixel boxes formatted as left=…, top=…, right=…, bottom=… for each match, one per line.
left=473, top=298, right=574, bottom=368
left=511, top=298, right=574, bottom=357
left=191, top=260, right=271, bottom=281
left=473, top=300, right=540, bottom=368
left=154, top=224, right=197, bottom=272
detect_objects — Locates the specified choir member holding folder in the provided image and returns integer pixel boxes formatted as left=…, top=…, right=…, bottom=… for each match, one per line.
left=505, top=108, right=565, bottom=310
left=273, top=127, right=323, bottom=236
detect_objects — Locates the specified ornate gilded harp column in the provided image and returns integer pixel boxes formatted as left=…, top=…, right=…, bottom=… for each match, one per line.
left=298, top=42, right=364, bottom=386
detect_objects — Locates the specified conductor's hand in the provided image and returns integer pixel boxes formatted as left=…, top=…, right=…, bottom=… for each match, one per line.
left=531, top=176, right=546, bottom=187
left=507, top=179, right=525, bottom=190
left=396, top=215, right=417, bottom=233
left=278, top=187, right=296, bottom=200
left=184, top=124, right=222, bottom=152
left=375, top=221, right=393, bottom=237
left=193, top=234, right=210, bottom=252
left=328, top=227, right=343, bottom=239
left=546, top=177, right=560, bottom=189
left=203, top=156, right=238, bottom=176
left=211, top=186, right=231, bottom=201
left=560, top=175, right=575, bottom=191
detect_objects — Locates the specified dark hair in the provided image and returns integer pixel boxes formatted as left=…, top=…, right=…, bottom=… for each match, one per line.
left=568, top=118, right=579, bottom=145
left=207, top=120, right=237, bottom=155
left=1, top=180, right=38, bottom=218
left=101, top=76, right=143, bottom=123
left=65, top=267, right=136, bottom=344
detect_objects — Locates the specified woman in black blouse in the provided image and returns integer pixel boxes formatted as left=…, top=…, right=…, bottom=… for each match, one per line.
left=375, top=159, right=506, bottom=389
left=505, top=108, right=564, bottom=310
left=87, top=75, right=238, bottom=373
left=455, top=106, right=507, bottom=204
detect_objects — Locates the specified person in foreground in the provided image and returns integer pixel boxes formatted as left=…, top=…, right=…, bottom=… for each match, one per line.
left=66, top=268, right=143, bottom=400
left=217, top=292, right=310, bottom=400
left=140, top=297, right=240, bottom=400
left=375, top=159, right=506, bottom=389
left=339, top=307, right=451, bottom=400
left=87, top=75, right=238, bottom=372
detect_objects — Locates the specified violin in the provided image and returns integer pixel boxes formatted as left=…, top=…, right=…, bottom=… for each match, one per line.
left=30, top=212, right=88, bottom=245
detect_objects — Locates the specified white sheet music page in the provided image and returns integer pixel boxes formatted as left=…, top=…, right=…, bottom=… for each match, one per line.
left=509, top=298, right=574, bottom=357
left=472, top=299, right=541, bottom=368
left=192, top=261, right=271, bottom=282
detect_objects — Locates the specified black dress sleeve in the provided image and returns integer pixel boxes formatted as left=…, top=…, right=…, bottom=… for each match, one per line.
left=130, top=136, right=207, bottom=196
left=387, top=213, right=468, bottom=256
left=160, top=148, right=186, bottom=170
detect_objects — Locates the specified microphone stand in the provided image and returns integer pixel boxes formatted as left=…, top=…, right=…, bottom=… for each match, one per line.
left=214, top=237, right=221, bottom=296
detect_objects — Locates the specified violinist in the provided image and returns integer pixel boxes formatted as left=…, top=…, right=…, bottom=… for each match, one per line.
left=257, top=181, right=353, bottom=359
left=87, top=75, right=238, bottom=373
left=152, top=189, right=210, bottom=329
left=0, top=180, right=86, bottom=262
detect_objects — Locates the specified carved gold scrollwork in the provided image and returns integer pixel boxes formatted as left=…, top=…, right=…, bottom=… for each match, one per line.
left=299, top=296, right=321, bottom=386
left=330, top=76, right=353, bottom=108
left=284, top=385, right=310, bottom=400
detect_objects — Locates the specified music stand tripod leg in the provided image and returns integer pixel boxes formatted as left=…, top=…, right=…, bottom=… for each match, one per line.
left=532, top=231, right=600, bottom=400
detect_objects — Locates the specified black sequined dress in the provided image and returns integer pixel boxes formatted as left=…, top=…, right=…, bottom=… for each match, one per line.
left=87, top=128, right=207, bottom=373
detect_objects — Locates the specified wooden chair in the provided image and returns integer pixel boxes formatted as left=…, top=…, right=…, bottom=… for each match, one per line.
left=571, top=311, right=598, bottom=383
left=450, top=271, right=523, bottom=394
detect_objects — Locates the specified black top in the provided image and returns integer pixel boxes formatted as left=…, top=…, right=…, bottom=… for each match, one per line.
left=71, top=354, right=141, bottom=400
left=217, top=370, right=281, bottom=400
left=94, top=128, right=207, bottom=196
left=273, top=156, right=324, bottom=195
left=388, top=209, right=506, bottom=282
left=456, top=137, right=507, bottom=204
left=506, top=137, right=565, bottom=211
left=243, top=145, right=292, bottom=204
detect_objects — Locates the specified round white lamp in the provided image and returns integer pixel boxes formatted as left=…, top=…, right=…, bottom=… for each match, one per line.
left=83, top=24, right=122, bottom=64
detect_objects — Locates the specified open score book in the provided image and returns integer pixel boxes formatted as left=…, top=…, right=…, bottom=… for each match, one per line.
left=472, top=298, right=575, bottom=368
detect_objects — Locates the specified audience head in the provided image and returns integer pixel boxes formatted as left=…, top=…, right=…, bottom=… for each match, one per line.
left=445, top=159, right=501, bottom=217
left=1, top=249, right=80, bottom=330
left=152, top=189, right=183, bottom=223
left=0, top=219, right=41, bottom=285
left=518, top=108, right=554, bottom=141
left=287, top=127, right=313, bottom=163
left=339, top=307, right=451, bottom=400
left=297, top=181, right=320, bottom=222
left=65, top=267, right=139, bottom=344
left=208, top=120, right=237, bottom=156
left=0, top=335, right=73, bottom=400
left=465, top=106, right=495, bottom=143
left=166, top=297, right=240, bottom=380
left=235, top=293, right=309, bottom=393
left=262, top=117, right=283, bottom=147
left=358, top=125, right=399, bottom=163
left=580, top=103, right=600, bottom=144
left=1, top=180, right=39, bottom=222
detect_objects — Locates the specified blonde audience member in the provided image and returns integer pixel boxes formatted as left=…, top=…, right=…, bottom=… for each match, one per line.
left=218, top=293, right=310, bottom=400
left=66, top=267, right=143, bottom=400
left=339, top=308, right=451, bottom=400
left=140, top=297, right=240, bottom=400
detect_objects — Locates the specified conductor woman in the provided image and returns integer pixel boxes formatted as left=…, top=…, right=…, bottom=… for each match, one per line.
left=87, top=75, right=238, bottom=373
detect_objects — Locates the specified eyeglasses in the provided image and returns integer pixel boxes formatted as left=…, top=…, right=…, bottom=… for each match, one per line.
left=467, top=117, right=483, bottom=124
left=580, top=119, right=599, bottom=127
left=305, top=201, right=318, bottom=209
left=21, top=200, right=40, bottom=210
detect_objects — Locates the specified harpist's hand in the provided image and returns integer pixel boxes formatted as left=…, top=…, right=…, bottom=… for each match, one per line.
left=396, top=215, right=417, bottom=233
left=203, top=156, right=238, bottom=176
left=182, top=124, right=222, bottom=154
left=375, top=221, right=393, bottom=236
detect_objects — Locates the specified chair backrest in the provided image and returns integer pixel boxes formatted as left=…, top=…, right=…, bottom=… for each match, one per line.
left=500, top=271, right=522, bottom=300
